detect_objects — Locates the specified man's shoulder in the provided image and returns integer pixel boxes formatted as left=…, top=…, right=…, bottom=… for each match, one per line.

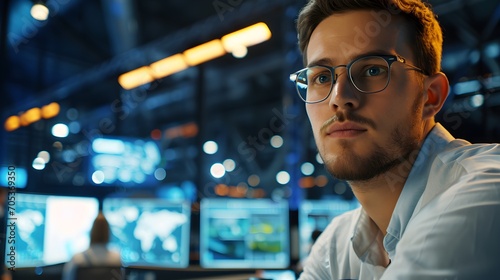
left=416, top=141, right=500, bottom=213
left=435, top=141, right=500, bottom=173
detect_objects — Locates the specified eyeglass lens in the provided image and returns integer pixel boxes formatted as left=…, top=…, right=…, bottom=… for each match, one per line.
left=295, top=56, right=391, bottom=103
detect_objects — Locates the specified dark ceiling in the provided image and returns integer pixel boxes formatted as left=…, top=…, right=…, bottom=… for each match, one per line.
left=1, top=0, right=499, bottom=199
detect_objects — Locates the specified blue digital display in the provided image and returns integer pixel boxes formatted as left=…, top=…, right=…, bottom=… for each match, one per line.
left=89, top=137, right=162, bottom=186
left=200, top=198, right=290, bottom=269
left=4, top=194, right=99, bottom=267
left=102, top=198, right=191, bottom=268
left=298, top=198, right=360, bottom=261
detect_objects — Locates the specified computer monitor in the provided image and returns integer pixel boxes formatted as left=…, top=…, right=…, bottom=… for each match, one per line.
left=102, top=198, right=191, bottom=268
left=298, top=198, right=360, bottom=261
left=5, top=193, right=99, bottom=267
left=200, top=198, right=290, bottom=269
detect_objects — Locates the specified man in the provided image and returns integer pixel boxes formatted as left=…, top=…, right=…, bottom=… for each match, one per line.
left=289, top=0, right=500, bottom=279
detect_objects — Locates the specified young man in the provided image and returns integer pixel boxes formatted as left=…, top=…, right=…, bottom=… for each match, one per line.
left=289, top=0, right=500, bottom=279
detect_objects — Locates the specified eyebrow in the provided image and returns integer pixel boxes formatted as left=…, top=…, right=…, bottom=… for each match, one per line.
left=307, top=49, right=396, bottom=68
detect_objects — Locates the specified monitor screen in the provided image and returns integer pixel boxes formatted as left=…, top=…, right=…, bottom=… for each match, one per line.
left=89, top=137, right=162, bottom=186
left=102, top=198, right=191, bottom=268
left=298, top=198, right=360, bottom=260
left=5, top=193, right=99, bottom=267
left=200, top=198, right=290, bottom=269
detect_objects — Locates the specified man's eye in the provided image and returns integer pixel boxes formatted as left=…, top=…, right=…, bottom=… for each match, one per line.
left=314, top=73, right=331, bottom=84
left=363, top=66, right=386, bottom=77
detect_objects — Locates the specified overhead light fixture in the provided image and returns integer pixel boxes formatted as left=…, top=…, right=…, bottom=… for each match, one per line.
left=4, top=102, right=60, bottom=132
left=4, top=116, right=20, bottom=132
left=150, top=54, right=188, bottom=79
left=118, top=66, right=155, bottom=90
left=183, top=39, right=226, bottom=66
left=20, top=107, right=42, bottom=126
left=30, top=3, right=49, bottom=21
left=118, top=22, right=272, bottom=90
left=41, top=102, right=60, bottom=119
left=221, top=22, right=272, bottom=53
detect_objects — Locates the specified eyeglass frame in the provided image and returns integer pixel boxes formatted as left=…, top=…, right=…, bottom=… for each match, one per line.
left=289, top=54, right=427, bottom=104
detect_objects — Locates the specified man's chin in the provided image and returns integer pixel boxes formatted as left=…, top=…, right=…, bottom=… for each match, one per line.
left=327, top=167, right=375, bottom=182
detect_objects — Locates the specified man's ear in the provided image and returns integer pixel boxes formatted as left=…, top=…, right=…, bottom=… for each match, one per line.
left=422, top=72, right=449, bottom=120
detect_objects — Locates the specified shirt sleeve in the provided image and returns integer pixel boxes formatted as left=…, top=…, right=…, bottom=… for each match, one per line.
left=381, top=170, right=500, bottom=280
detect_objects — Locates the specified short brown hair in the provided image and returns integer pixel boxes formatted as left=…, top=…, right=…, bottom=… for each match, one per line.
left=296, top=0, right=443, bottom=75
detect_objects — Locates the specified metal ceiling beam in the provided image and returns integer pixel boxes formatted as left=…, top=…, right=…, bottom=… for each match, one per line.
left=5, top=0, right=294, bottom=117
left=101, top=0, right=138, bottom=55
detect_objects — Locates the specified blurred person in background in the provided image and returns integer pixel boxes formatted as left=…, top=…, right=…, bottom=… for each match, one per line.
left=62, top=212, right=121, bottom=280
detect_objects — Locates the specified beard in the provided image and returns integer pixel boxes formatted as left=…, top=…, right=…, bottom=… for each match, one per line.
left=319, top=95, right=423, bottom=182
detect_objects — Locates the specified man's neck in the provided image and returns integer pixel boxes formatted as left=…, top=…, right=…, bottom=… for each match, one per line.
left=349, top=121, right=435, bottom=235
left=350, top=173, right=406, bottom=236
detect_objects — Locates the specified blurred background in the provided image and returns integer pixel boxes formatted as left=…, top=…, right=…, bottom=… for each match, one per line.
left=1, top=0, right=499, bottom=279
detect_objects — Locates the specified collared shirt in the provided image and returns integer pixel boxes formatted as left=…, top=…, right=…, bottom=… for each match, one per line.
left=298, top=123, right=500, bottom=280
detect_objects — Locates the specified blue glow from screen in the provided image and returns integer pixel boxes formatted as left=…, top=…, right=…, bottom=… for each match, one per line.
left=200, top=198, right=290, bottom=269
left=103, top=198, right=191, bottom=268
left=90, top=137, right=162, bottom=186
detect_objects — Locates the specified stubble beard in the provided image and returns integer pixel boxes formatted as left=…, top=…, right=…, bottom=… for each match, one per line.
left=319, top=96, right=423, bottom=182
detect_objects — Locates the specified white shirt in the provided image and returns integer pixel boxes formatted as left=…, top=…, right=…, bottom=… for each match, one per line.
left=299, top=123, right=500, bottom=280
left=61, top=244, right=122, bottom=280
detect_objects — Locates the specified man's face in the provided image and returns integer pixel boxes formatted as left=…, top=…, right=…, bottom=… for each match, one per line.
left=305, top=10, right=426, bottom=182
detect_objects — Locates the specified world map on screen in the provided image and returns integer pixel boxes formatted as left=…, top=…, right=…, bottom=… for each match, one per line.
left=104, top=201, right=190, bottom=267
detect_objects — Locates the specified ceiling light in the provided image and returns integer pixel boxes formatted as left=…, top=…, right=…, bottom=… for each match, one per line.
left=41, top=102, right=60, bottom=119
left=183, top=39, right=226, bottom=66
left=221, top=22, right=272, bottom=53
left=150, top=54, right=188, bottom=78
left=31, top=3, right=49, bottom=21
left=4, top=116, right=20, bottom=132
left=118, top=66, right=155, bottom=90
left=20, top=107, right=41, bottom=126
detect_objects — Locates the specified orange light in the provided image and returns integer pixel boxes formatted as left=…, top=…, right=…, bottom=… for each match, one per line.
left=183, top=39, right=226, bottom=66
left=21, top=107, right=41, bottom=125
left=118, top=66, right=155, bottom=90
left=181, top=122, right=199, bottom=138
left=221, top=22, right=272, bottom=53
left=151, top=129, right=162, bottom=140
left=252, top=188, right=266, bottom=198
left=41, top=102, right=60, bottom=119
left=117, top=22, right=272, bottom=89
left=150, top=54, right=188, bottom=79
left=165, top=127, right=181, bottom=139
left=315, top=175, right=329, bottom=187
left=215, top=184, right=229, bottom=196
left=236, top=184, right=248, bottom=196
left=299, top=176, right=315, bottom=188
left=4, top=116, right=20, bottom=132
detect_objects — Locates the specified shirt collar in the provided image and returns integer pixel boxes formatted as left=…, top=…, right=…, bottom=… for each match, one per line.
left=350, top=123, right=455, bottom=263
left=383, top=123, right=455, bottom=258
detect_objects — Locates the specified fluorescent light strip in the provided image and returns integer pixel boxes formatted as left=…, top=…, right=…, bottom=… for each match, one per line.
left=118, top=22, right=272, bottom=90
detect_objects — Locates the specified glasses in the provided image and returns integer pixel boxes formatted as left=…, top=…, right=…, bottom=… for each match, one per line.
left=289, top=54, right=426, bottom=104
